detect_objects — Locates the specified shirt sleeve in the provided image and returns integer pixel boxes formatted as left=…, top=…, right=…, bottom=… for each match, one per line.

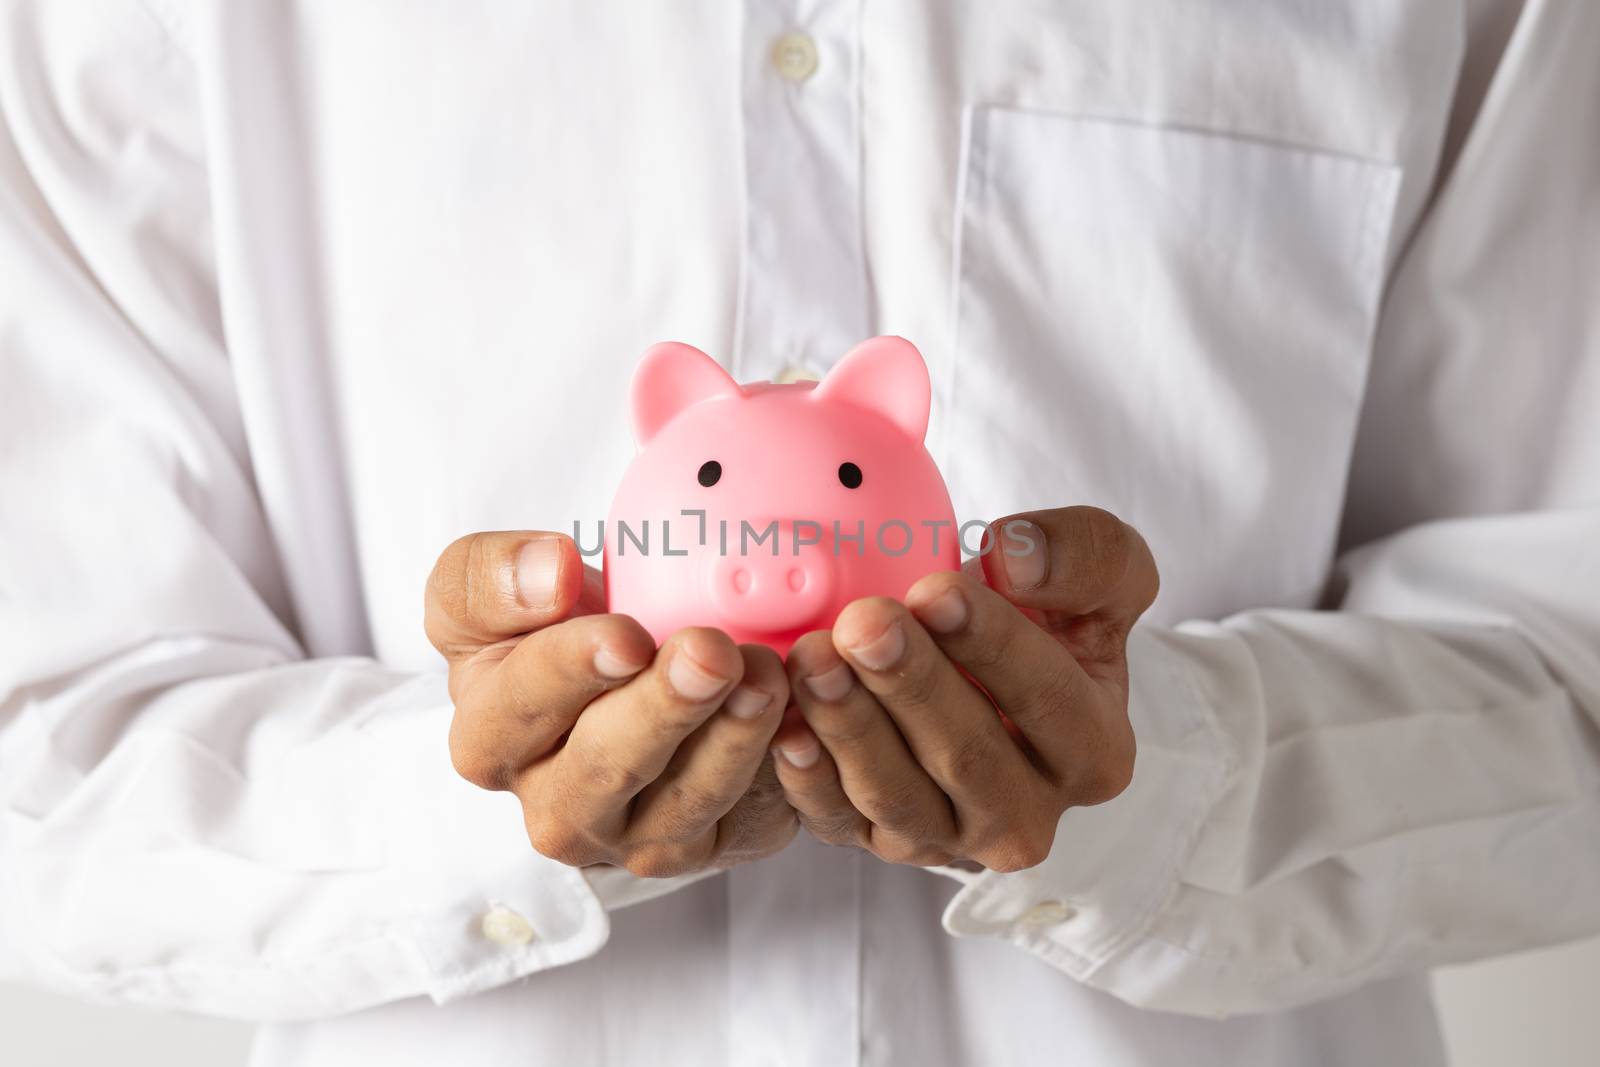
left=0, top=0, right=700, bottom=1022
left=939, top=0, right=1600, bottom=1017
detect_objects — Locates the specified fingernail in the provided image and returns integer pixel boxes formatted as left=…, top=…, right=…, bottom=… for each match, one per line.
left=1002, top=521, right=1048, bottom=591
left=515, top=538, right=562, bottom=609
left=916, top=588, right=969, bottom=634
left=845, top=619, right=905, bottom=671
left=803, top=661, right=855, bottom=702
left=775, top=736, right=820, bottom=769
left=668, top=649, right=731, bottom=701
left=726, top=686, right=772, bottom=720
left=594, top=644, right=648, bottom=680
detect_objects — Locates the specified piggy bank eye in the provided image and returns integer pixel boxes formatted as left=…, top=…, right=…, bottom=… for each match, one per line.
left=697, top=460, right=722, bottom=487
left=837, top=462, right=863, bottom=489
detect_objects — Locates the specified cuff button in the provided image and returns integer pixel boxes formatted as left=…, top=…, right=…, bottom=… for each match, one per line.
left=1019, top=900, right=1076, bottom=927
left=480, top=904, right=537, bottom=947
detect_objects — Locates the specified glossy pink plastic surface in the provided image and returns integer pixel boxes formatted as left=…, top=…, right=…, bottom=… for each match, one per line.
left=604, top=335, right=960, bottom=654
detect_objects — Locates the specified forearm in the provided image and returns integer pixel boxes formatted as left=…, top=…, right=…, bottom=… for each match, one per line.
left=0, top=642, right=630, bottom=1020
left=943, top=510, right=1600, bottom=1016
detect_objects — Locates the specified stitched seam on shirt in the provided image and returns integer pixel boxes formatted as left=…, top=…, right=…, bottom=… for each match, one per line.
left=45, top=914, right=599, bottom=989
left=973, top=105, right=1402, bottom=171
left=849, top=0, right=872, bottom=351
left=42, top=928, right=414, bottom=985
left=942, top=103, right=983, bottom=468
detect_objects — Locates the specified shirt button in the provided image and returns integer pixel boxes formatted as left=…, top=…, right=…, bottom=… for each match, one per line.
left=771, top=31, right=819, bottom=82
left=480, top=904, right=536, bottom=946
left=1019, top=899, right=1077, bottom=927
left=774, top=363, right=820, bottom=384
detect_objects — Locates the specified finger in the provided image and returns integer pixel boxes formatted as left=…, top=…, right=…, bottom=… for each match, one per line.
left=829, top=598, right=1036, bottom=814
left=906, top=569, right=1114, bottom=789
left=982, top=508, right=1159, bottom=640
left=785, top=631, right=959, bottom=854
left=770, top=706, right=871, bottom=849
left=714, top=756, right=801, bottom=866
left=447, top=612, right=655, bottom=790
left=550, top=627, right=746, bottom=832
left=575, top=561, right=609, bottom=616
left=425, top=531, right=585, bottom=660
left=628, top=644, right=789, bottom=847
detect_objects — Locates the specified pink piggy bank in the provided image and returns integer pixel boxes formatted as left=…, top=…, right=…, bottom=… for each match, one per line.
left=604, top=335, right=960, bottom=654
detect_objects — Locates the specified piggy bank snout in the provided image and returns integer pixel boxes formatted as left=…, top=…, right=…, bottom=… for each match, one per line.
left=705, top=522, right=838, bottom=635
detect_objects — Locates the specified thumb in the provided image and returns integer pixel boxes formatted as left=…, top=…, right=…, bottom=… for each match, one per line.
left=978, top=507, right=1159, bottom=625
left=424, top=531, right=584, bottom=661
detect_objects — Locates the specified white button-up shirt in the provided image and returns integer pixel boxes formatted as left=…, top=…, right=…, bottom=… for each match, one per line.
left=3, top=2, right=1599, bottom=1065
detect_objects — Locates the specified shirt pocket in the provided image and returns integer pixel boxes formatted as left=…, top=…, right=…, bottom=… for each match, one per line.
left=940, top=106, right=1401, bottom=623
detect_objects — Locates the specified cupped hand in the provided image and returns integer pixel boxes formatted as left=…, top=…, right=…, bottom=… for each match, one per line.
left=770, top=507, right=1158, bottom=871
left=425, top=532, right=798, bottom=878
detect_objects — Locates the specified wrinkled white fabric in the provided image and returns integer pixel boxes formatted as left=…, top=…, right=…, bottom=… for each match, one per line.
left=2, top=2, right=1597, bottom=1065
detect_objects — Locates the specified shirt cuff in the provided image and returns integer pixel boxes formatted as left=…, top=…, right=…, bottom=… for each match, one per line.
left=361, top=672, right=613, bottom=1006
left=939, top=625, right=1231, bottom=982
left=581, top=863, right=724, bottom=911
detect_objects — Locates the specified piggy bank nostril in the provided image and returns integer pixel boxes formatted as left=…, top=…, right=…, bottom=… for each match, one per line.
left=786, top=568, right=807, bottom=592
left=732, top=568, right=752, bottom=594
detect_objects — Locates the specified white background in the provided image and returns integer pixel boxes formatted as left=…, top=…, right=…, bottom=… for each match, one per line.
left=3, top=935, right=1598, bottom=1065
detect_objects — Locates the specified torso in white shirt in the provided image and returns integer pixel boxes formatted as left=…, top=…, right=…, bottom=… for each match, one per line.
left=31, top=1, right=1500, bottom=1064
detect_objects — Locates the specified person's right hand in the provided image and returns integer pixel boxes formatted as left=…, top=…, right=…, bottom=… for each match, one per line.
left=424, top=531, right=798, bottom=877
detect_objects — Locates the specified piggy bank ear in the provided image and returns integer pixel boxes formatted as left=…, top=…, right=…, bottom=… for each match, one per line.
left=630, top=341, right=741, bottom=445
left=813, top=335, right=931, bottom=443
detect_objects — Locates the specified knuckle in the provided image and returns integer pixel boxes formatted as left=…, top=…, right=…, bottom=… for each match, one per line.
left=871, top=837, right=916, bottom=866
left=1074, top=733, right=1137, bottom=805
left=717, top=833, right=797, bottom=869
left=743, top=758, right=787, bottom=807
left=886, top=659, right=944, bottom=714
left=809, top=709, right=874, bottom=748
left=801, top=810, right=866, bottom=848
left=1014, top=661, right=1081, bottom=723
left=661, top=782, right=738, bottom=840
left=871, top=833, right=952, bottom=868
left=977, top=827, right=1055, bottom=873
left=425, top=537, right=475, bottom=629
left=940, top=730, right=1001, bottom=786
left=493, top=663, right=552, bottom=730
left=714, top=801, right=800, bottom=866
left=526, top=822, right=592, bottom=867
left=448, top=730, right=506, bottom=791
left=462, top=532, right=492, bottom=606
left=867, top=779, right=940, bottom=837
left=460, top=533, right=501, bottom=618
left=624, top=843, right=697, bottom=879
left=1126, top=527, right=1161, bottom=610
left=1077, top=507, right=1132, bottom=564
left=574, top=742, right=648, bottom=797
left=953, top=627, right=1015, bottom=676
left=655, top=694, right=719, bottom=734
left=1057, top=508, right=1132, bottom=594
left=1080, top=621, right=1133, bottom=667
left=649, top=703, right=714, bottom=745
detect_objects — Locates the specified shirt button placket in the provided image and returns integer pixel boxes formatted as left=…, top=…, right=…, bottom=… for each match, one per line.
left=733, top=1, right=870, bottom=384
left=730, top=9, right=869, bottom=1063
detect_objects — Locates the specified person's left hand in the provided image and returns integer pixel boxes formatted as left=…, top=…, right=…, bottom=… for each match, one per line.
left=770, top=507, right=1159, bottom=872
